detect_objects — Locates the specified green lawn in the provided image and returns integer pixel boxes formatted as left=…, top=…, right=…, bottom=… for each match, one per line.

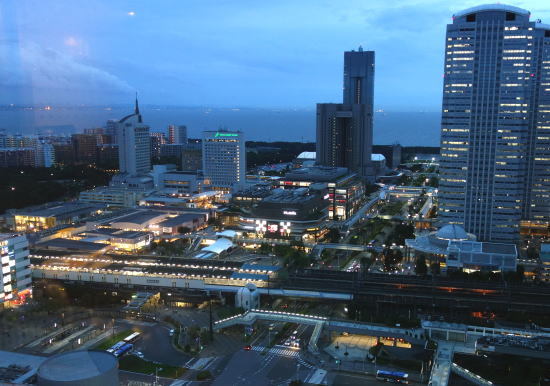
left=95, top=329, right=132, bottom=350
left=118, top=355, right=187, bottom=378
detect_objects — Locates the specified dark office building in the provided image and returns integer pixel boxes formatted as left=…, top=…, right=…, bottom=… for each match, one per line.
left=181, top=146, right=202, bottom=172
left=317, top=47, right=374, bottom=180
left=71, top=134, right=98, bottom=164
left=52, top=143, right=74, bottom=165
left=97, top=144, right=119, bottom=166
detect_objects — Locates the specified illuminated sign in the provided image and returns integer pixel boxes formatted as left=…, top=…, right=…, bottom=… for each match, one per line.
left=267, top=224, right=279, bottom=233
left=283, top=210, right=297, bottom=216
left=214, top=132, right=239, bottom=138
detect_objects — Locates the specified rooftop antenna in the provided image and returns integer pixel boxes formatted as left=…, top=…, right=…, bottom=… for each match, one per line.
left=358, top=45, right=363, bottom=52
left=134, top=92, right=140, bottom=115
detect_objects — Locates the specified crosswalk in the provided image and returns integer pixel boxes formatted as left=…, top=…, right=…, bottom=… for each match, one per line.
left=250, top=345, right=316, bottom=370
left=251, top=345, right=299, bottom=358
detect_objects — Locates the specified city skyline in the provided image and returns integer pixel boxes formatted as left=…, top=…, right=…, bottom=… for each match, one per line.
left=2, top=0, right=549, bottom=110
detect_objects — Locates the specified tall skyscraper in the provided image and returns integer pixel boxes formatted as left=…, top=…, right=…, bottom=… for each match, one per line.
left=317, top=47, right=374, bottom=179
left=439, top=5, right=550, bottom=242
left=202, top=130, right=245, bottom=190
left=117, top=97, right=151, bottom=176
left=105, top=120, right=117, bottom=144
left=71, top=134, right=98, bottom=164
left=168, top=125, right=188, bottom=144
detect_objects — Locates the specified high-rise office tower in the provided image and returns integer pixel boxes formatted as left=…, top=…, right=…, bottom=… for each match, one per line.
left=117, top=98, right=151, bottom=176
left=71, top=134, right=98, bottom=164
left=105, top=120, right=117, bottom=144
left=202, top=130, right=245, bottom=190
left=439, top=5, right=550, bottom=242
left=168, top=125, right=188, bottom=145
left=150, top=132, right=167, bottom=159
left=317, top=47, right=374, bottom=179
left=0, top=234, right=31, bottom=306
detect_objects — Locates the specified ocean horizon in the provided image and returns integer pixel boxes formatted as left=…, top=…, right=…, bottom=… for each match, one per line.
left=0, top=106, right=441, bottom=146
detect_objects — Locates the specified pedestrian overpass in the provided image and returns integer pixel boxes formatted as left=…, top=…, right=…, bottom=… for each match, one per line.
left=213, top=309, right=328, bottom=353
left=311, top=243, right=381, bottom=258
left=213, top=309, right=424, bottom=354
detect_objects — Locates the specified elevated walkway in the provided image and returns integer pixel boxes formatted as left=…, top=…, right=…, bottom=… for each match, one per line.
left=214, top=309, right=328, bottom=331
left=428, top=341, right=453, bottom=386
left=311, top=243, right=381, bottom=258
left=451, top=363, right=493, bottom=386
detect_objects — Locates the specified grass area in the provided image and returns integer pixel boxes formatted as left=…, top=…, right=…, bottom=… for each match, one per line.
left=95, top=329, right=132, bottom=350
left=119, top=355, right=187, bottom=378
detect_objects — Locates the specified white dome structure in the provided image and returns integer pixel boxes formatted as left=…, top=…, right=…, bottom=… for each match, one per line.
left=435, top=224, right=470, bottom=241
left=235, top=282, right=260, bottom=310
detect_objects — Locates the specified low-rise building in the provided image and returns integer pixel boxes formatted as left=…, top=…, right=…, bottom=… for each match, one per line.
left=279, top=166, right=364, bottom=221
left=11, top=202, right=104, bottom=232
left=150, top=213, right=207, bottom=235
left=405, top=224, right=517, bottom=273
left=238, top=187, right=328, bottom=240
left=110, top=210, right=169, bottom=231
left=79, top=186, right=153, bottom=207
left=109, top=231, right=153, bottom=251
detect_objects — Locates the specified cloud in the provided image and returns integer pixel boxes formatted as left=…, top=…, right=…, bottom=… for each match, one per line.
left=0, top=41, right=133, bottom=95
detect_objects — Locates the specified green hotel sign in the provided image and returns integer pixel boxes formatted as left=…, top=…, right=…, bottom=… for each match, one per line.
left=214, top=132, right=239, bottom=138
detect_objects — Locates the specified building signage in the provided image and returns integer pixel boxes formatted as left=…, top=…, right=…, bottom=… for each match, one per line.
left=283, top=210, right=297, bottom=216
left=214, top=132, right=239, bottom=138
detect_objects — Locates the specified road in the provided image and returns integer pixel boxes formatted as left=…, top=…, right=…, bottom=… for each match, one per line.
left=330, top=372, right=385, bottom=385
left=211, top=323, right=316, bottom=385
left=118, top=320, right=191, bottom=366
left=212, top=348, right=313, bottom=386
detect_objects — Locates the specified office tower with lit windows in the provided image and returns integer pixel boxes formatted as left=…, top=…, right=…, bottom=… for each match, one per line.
left=168, top=125, right=188, bottom=145
left=150, top=132, right=167, bottom=159
left=1, top=234, right=31, bottom=306
left=117, top=98, right=151, bottom=176
left=202, top=130, right=245, bottom=190
left=316, top=47, right=374, bottom=179
left=439, top=4, right=550, bottom=242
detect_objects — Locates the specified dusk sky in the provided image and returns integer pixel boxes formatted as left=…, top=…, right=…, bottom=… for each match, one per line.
left=1, top=0, right=549, bottom=110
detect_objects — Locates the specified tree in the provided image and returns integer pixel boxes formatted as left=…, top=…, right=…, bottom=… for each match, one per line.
left=430, top=262, right=440, bottom=275
left=515, top=265, right=525, bottom=283
left=259, top=243, right=272, bottom=254
left=325, top=227, right=340, bottom=243
left=285, top=249, right=310, bottom=269
left=526, top=246, right=539, bottom=259
left=415, top=255, right=428, bottom=275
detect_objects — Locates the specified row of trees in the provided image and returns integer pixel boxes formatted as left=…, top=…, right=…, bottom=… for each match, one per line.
left=414, top=255, right=526, bottom=283
left=259, top=241, right=311, bottom=269
left=0, top=164, right=112, bottom=214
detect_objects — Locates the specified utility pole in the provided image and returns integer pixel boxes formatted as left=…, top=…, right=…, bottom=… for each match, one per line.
left=209, top=296, right=213, bottom=342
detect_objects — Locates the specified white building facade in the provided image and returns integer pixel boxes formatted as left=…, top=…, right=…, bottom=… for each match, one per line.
left=1, top=234, right=32, bottom=306
left=202, top=130, right=245, bottom=190
left=117, top=99, right=151, bottom=176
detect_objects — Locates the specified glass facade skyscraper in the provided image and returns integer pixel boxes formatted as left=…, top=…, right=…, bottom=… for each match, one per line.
left=439, top=5, right=550, bottom=242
